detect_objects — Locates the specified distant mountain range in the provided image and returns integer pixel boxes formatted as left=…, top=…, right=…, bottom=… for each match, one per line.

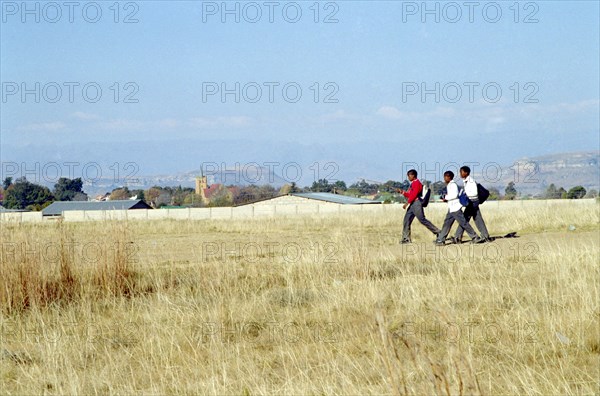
left=494, top=151, right=599, bottom=195
left=2, top=138, right=597, bottom=197
left=76, top=150, right=598, bottom=197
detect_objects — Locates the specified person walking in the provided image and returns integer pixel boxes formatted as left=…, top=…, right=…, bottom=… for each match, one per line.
left=436, top=170, right=483, bottom=245
left=453, top=166, right=491, bottom=243
left=398, top=169, right=440, bottom=244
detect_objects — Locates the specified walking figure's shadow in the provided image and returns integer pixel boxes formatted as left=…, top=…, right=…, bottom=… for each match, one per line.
left=448, top=232, right=519, bottom=244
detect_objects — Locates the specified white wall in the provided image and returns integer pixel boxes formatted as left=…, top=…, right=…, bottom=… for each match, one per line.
left=1, top=199, right=596, bottom=224
left=0, top=212, right=43, bottom=223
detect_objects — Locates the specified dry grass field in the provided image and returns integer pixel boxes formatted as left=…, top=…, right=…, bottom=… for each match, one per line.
left=1, top=200, right=599, bottom=395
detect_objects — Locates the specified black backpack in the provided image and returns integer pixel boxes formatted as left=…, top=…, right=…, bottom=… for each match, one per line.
left=420, top=185, right=431, bottom=207
left=477, top=183, right=490, bottom=204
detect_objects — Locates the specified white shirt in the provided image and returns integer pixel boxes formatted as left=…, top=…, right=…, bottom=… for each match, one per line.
left=444, top=180, right=463, bottom=213
left=463, top=175, right=478, bottom=200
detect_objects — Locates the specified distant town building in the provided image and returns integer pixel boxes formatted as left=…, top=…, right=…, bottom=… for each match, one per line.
left=94, top=193, right=111, bottom=202
left=195, top=175, right=239, bottom=205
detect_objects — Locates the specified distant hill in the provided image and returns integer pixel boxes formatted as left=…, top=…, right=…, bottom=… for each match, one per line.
left=495, top=151, right=599, bottom=195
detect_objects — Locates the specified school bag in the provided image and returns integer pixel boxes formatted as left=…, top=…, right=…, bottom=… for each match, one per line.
left=458, top=189, right=470, bottom=207
left=477, top=183, right=490, bottom=204
left=420, top=185, right=431, bottom=207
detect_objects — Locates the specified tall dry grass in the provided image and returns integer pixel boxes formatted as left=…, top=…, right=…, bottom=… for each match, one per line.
left=0, top=220, right=143, bottom=314
left=0, top=200, right=598, bottom=394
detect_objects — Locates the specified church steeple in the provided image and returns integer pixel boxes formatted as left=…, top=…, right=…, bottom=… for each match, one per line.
left=195, top=165, right=208, bottom=203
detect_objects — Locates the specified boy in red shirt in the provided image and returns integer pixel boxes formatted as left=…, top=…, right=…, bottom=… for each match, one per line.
left=397, top=169, right=440, bottom=244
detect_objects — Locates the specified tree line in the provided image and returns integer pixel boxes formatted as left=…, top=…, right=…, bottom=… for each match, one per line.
left=1, top=177, right=87, bottom=211
left=0, top=176, right=595, bottom=211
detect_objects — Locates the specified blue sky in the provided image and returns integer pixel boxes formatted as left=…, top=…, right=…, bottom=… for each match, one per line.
left=1, top=0, right=599, bottom=183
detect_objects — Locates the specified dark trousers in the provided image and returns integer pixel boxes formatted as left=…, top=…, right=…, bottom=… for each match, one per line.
left=455, top=200, right=489, bottom=240
left=402, top=200, right=440, bottom=242
left=437, top=210, right=478, bottom=243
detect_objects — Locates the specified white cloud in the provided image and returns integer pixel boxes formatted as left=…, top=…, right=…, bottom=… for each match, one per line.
left=158, top=118, right=181, bottom=128
left=318, top=109, right=363, bottom=122
left=376, top=106, right=405, bottom=120
left=18, top=122, right=66, bottom=131
left=376, top=105, right=457, bottom=121
left=187, top=116, right=253, bottom=128
left=375, top=99, right=598, bottom=133
left=551, top=99, right=600, bottom=114
left=222, top=116, right=253, bottom=127
left=430, top=106, right=457, bottom=118
left=98, top=119, right=146, bottom=131
left=71, top=111, right=101, bottom=121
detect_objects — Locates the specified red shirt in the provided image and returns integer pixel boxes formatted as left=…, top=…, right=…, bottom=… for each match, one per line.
left=403, top=178, right=422, bottom=204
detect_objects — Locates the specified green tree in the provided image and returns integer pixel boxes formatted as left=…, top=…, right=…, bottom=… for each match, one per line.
left=558, top=187, right=567, bottom=199
left=183, top=193, right=204, bottom=207
left=232, top=184, right=278, bottom=205
left=129, top=189, right=146, bottom=201
left=110, top=187, right=130, bottom=200
left=3, top=177, right=54, bottom=210
left=156, top=192, right=171, bottom=207
left=169, top=185, right=194, bottom=206
left=311, top=179, right=333, bottom=192
left=333, top=180, right=347, bottom=193
left=432, top=181, right=446, bottom=195
left=567, top=186, right=587, bottom=199
left=349, top=179, right=385, bottom=195
left=487, top=187, right=500, bottom=201
left=53, top=177, right=86, bottom=201
left=3, top=177, right=12, bottom=190
left=308, top=179, right=347, bottom=193
left=279, top=184, right=292, bottom=195
left=207, top=186, right=233, bottom=207
left=544, top=183, right=566, bottom=199
left=235, top=186, right=258, bottom=205
left=145, top=187, right=162, bottom=207
left=504, top=182, right=517, bottom=200
left=257, top=184, right=277, bottom=198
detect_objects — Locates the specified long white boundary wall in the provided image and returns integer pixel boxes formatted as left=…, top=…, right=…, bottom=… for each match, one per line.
left=0, top=199, right=596, bottom=224
left=0, top=211, right=45, bottom=223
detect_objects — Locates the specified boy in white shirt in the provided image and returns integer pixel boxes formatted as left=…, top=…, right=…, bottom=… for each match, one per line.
left=453, top=166, right=490, bottom=243
left=435, top=170, right=483, bottom=245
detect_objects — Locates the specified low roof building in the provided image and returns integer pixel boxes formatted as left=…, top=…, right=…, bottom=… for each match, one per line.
left=237, top=192, right=381, bottom=206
